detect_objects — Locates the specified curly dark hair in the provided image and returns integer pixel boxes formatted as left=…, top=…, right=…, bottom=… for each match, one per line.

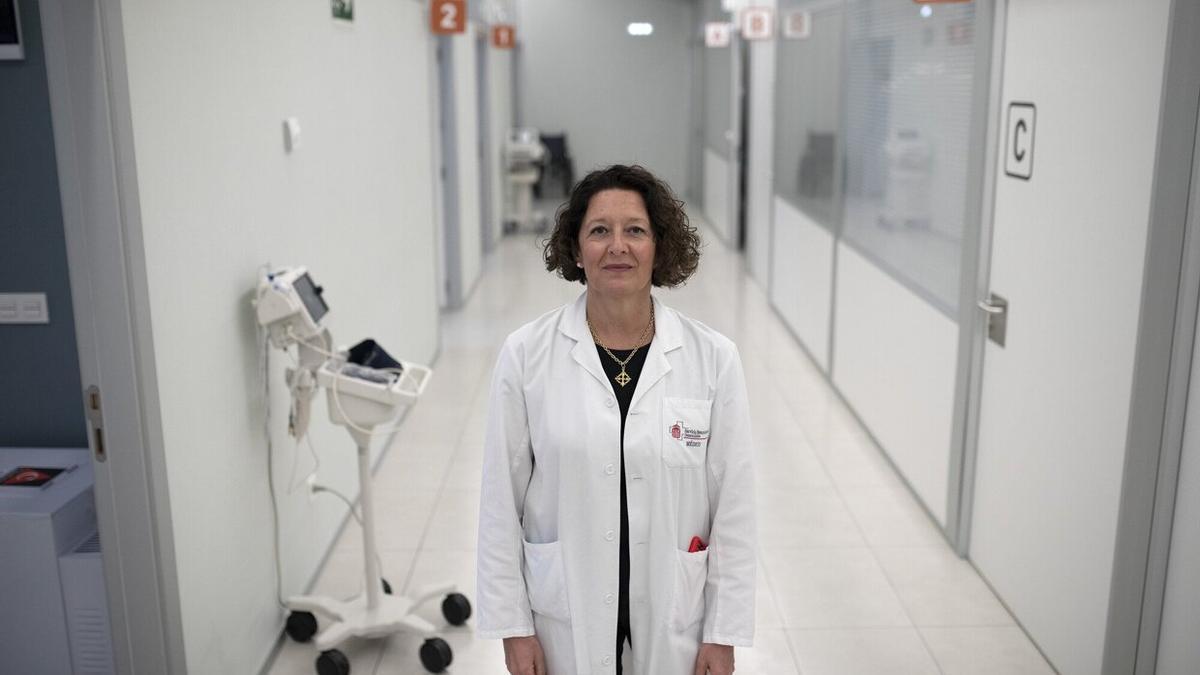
left=543, top=164, right=701, bottom=287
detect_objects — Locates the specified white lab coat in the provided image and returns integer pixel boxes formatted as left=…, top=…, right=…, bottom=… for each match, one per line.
left=476, top=292, right=756, bottom=675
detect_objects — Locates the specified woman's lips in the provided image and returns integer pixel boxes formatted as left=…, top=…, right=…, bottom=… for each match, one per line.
left=603, top=264, right=633, bottom=271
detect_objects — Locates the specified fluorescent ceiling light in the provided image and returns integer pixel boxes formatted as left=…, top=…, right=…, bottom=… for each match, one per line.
left=627, top=22, right=654, bottom=36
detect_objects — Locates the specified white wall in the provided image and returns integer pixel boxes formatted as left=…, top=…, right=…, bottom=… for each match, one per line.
left=770, top=198, right=833, bottom=372
left=115, top=1, right=440, bottom=671
left=453, top=30, right=483, bottom=301
left=833, top=244, right=957, bottom=525
left=515, top=0, right=693, bottom=193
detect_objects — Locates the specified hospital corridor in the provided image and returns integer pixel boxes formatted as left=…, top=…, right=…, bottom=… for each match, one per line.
left=3, top=0, right=1200, bottom=674
left=264, top=224, right=1055, bottom=674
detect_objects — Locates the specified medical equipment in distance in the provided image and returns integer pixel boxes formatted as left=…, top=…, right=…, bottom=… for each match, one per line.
left=0, top=447, right=116, bottom=675
left=254, top=268, right=471, bottom=675
left=879, top=128, right=934, bottom=231
left=504, top=127, right=548, bottom=232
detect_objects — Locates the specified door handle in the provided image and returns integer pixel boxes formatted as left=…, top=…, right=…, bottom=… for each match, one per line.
left=978, top=293, right=1008, bottom=347
left=85, top=385, right=107, bottom=462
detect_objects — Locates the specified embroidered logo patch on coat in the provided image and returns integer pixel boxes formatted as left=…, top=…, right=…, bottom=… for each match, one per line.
left=669, top=420, right=710, bottom=447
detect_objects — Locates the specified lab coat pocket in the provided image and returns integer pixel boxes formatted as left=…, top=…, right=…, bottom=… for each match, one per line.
left=522, top=539, right=571, bottom=623
left=670, top=548, right=709, bottom=631
left=662, top=397, right=713, bottom=468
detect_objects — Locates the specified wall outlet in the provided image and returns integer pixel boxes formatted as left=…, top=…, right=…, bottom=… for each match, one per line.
left=0, top=293, right=49, bottom=324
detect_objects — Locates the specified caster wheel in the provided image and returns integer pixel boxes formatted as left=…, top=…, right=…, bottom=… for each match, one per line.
left=382, top=578, right=393, bottom=595
left=285, top=611, right=318, bottom=643
left=442, top=593, right=472, bottom=626
left=316, top=649, right=350, bottom=675
left=419, top=637, right=453, bottom=673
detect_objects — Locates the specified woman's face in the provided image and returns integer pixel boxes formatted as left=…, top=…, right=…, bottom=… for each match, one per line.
left=577, top=189, right=656, bottom=299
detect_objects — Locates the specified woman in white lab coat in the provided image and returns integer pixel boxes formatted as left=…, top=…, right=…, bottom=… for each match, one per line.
left=477, top=165, right=756, bottom=675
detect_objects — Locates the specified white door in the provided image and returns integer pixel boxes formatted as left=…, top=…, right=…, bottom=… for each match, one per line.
left=967, top=1, right=1173, bottom=673
left=436, top=36, right=463, bottom=308
left=39, top=0, right=181, bottom=671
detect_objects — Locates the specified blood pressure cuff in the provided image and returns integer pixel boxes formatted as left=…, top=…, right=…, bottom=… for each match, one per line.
left=346, top=339, right=404, bottom=373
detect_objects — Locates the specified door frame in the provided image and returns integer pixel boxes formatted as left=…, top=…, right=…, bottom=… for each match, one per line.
left=1103, top=1, right=1200, bottom=672
left=687, top=6, right=705, bottom=205
left=728, top=27, right=744, bottom=250
left=475, top=28, right=495, bottom=254
left=948, top=0, right=1006, bottom=554
left=38, top=0, right=185, bottom=671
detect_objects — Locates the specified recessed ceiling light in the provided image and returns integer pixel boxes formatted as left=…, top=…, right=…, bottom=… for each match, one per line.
left=627, top=22, right=654, bottom=36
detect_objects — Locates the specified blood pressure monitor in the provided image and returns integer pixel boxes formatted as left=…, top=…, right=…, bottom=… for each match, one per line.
left=255, top=267, right=329, bottom=349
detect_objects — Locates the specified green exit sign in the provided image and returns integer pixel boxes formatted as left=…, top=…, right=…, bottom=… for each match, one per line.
left=332, top=0, right=353, bottom=21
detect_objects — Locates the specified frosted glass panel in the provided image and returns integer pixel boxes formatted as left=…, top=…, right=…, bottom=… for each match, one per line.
left=703, top=0, right=732, bottom=159
left=840, top=0, right=979, bottom=314
left=774, top=1, right=844, bottom=230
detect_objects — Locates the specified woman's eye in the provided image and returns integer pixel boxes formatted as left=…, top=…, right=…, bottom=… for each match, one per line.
left=589, top=226, right=608, bottom=236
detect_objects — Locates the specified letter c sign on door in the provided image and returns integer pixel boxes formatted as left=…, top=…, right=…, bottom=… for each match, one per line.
left=1004, top=102, right=1036, bottom=180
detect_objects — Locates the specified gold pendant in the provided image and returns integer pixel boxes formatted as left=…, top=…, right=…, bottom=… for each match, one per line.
left=615, top=369, right=632, bottom=387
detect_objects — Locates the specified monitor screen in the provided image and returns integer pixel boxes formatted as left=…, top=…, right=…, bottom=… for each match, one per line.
left=293, top=272, right=328, bottom=324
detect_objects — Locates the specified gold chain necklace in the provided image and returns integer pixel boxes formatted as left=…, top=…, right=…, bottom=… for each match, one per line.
left=587, top=305, right=655, bottom=388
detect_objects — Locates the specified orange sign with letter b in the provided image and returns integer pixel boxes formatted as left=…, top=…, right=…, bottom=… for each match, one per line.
left=492, top=24, right=515, bottom=49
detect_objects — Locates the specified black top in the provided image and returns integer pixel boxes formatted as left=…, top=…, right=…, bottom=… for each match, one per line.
left=595, top=341, right=651, bottom=651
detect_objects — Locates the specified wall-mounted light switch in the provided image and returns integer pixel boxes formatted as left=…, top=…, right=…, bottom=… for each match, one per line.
left=0, top=293, right=50, bottom=324
left=283, top=117, right=301, bottom=153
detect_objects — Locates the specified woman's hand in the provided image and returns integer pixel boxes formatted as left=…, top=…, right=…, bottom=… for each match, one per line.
left=693, top=643, right=735, bottom=675
left=503, top=635, right=548, bottom=675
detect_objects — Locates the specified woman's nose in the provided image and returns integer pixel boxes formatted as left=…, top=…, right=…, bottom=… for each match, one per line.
left=609, top=232, right=628, bottom=254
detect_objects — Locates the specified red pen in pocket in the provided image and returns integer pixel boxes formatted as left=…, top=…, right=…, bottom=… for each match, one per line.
left=688, top=536, right=708, bottom=553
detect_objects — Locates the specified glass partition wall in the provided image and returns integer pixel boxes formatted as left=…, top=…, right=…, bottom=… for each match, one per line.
left=840, top=0, right=978, bottom=314
left=773, top=2, right=845, bottom=231
left=770, top=0, right=989, bottom=533
left=697, top=0, right=738, bottom=244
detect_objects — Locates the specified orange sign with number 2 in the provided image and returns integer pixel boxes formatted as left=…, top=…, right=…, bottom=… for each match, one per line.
left=431, top=0, right=466, bottom=34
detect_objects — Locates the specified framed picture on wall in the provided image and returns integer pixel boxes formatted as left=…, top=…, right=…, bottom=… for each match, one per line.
left=0, top=0, right=24, bottom=60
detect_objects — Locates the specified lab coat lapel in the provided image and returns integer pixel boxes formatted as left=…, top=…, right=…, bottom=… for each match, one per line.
left=630, top=295, right=681, bottom=410
left=560, top=292, right=611, bottom=393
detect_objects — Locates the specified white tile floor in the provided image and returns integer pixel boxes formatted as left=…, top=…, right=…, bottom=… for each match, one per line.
left=267, top=213, right=1055, bottom=674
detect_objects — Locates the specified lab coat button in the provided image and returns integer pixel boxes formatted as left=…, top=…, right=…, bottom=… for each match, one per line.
left=603, top=656, right=613, bottom=666
left=604, top=463, right=616, bottom=475
left=605, top=593, right=614, bottom=604
left=605, top=398, right=615, bottom=407
left=605, top=530, right=615, bottom=541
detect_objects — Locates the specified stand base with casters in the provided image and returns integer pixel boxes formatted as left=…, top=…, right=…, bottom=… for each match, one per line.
left=286, top=583, right=469, bottom=673
left=282, top=441, right=472, bottom=673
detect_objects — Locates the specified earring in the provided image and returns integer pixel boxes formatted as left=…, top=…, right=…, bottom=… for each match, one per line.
left=576, top=261, right=583, bottom=268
